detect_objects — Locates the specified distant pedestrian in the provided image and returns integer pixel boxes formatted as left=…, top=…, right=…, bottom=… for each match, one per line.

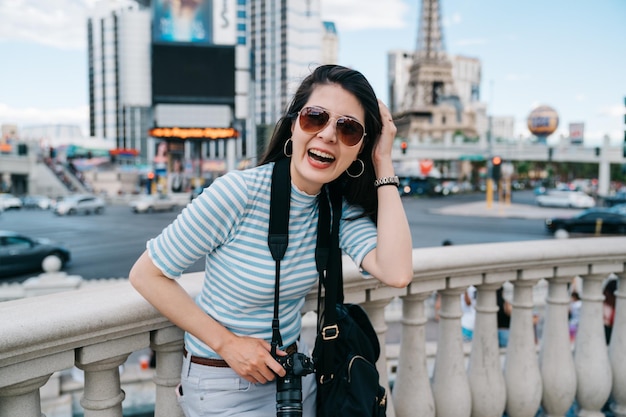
left=569, top=291, right=582, bottom=342
left=461, top=286, right=477, bottom=341
left=603, top=279, right=617, bottom=344
left=497, top=287, right=512, bottom=347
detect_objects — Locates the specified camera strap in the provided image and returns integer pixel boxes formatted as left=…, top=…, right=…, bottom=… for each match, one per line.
left=268, top=158, right=335, bottom=358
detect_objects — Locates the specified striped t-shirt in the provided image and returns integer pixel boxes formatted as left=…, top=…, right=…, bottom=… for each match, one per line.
left=147, top=162, right=377, bottom=358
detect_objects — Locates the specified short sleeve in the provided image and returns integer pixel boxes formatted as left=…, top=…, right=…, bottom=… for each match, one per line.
left=147, top=172, right=248, bottom=278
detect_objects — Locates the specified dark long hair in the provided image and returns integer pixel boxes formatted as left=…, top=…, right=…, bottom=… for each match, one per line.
left=258, top=65, right=382, bottom=222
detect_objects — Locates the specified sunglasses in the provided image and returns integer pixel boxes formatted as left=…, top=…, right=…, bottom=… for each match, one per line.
left=296, top=106, right=366, bottom=147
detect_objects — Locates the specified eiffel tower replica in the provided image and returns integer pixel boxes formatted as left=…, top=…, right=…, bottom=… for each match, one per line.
left=394, top=0, right=477, bottom=143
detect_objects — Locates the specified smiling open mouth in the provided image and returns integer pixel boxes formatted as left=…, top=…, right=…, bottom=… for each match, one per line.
left=308, top=149, right=335, bottom=163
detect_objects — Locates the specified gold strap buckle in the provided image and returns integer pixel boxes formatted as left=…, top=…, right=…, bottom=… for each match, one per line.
left=321, top=324, right=339, bottom=340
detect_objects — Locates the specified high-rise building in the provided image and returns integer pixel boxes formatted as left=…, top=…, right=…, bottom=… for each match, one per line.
left=387, top=50, right=414, bottom=115
left=88, top=0, right=247, bottom=184
left=87, top=0, right=152, bottom=153
left=249, top=0, right=327, bottom=150
left=87, top=0, right=335, bottom=181
left=321, top=21, right=339, bottom=65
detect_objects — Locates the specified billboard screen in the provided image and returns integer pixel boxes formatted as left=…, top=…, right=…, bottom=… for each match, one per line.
left=152, top=0, right=237, bottom=45
left=151, top=44, right=235, bottom=104
left=569, top=122, right=584, bottom=145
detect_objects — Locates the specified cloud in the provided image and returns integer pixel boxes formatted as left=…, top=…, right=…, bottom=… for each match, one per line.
left=0, top=103, right=89, bottom=132
left=320, top=0, right=410, bottom=31
left=0, top=0, right=94, bottom=50
left=597, top=104, right=625, bottom=118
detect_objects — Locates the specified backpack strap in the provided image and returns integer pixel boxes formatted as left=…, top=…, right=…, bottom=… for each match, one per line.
left=317, top=183, right=342, bottom=379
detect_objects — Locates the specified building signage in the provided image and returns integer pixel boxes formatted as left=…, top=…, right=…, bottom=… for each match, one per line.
left=153, top=0, right=237, bottom=45
left=569, top=122, right=584, bottom=145
left=149, top=127, right=238, bottom=139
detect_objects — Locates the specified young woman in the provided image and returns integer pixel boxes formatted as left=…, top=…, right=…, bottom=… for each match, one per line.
left=129, top=64, right=413, bottom=416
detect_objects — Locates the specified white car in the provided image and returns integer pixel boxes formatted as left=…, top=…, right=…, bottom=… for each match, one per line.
left=0, top=194, right=23, bottom=210
left=536, top=190, right=595, bottom=209
left=130, top=194, right=178, bottom=213
left=54, top=194, right=106, bottom=215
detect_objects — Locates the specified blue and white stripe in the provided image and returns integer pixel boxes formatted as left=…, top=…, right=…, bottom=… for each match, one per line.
left=147, top=163, right=377, bottom=358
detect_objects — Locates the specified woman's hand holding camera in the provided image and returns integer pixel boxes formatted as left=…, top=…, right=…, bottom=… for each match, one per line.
left=217, top=335, right=288, bottom=383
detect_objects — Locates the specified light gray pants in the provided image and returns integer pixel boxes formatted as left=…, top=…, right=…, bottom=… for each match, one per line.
left=176, top=343, right=316, bottom=416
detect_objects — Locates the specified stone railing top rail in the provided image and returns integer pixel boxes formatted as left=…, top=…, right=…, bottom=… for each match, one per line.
left=1, top=237, right=625, bottom=370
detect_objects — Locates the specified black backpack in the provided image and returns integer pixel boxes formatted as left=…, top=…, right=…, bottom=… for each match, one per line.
left=311, top=174, right=386, bottom=417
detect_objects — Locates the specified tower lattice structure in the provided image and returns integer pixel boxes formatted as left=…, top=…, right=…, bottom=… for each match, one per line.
left=395, top=0, right=476, bottom=143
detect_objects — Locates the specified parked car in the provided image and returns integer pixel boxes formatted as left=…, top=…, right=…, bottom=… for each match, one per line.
left=603, top=192, right=626, bottom=207
left=0, top=230, right=71, bottom=278
left=609, top=203, right=626, bottom=215
left=54, top=194, right=106, bottom=216
left=399, top=177, right=438, bottom=197
left=21, top=195, right=52, bottom=210
left=545, top=208, right=626, bottom=236
left=536, top=190, right=595, bottom=209
left=0, top=193, right=23, bottom=210
left=130, top=194, right=178, bottom=213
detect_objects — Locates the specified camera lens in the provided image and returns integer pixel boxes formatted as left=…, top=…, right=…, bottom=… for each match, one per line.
left=276, top=376, right=303, bottom=417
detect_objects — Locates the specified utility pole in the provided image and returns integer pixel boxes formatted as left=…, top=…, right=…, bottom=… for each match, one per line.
left=485, top=80, right=494, bottom=209
left=486, top=115, right=494, bottom=208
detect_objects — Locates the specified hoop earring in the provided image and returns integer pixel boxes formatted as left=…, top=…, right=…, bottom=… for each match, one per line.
left=283, top=139, right=293, bottom=157
left=346, top=159, right=364, bottom=178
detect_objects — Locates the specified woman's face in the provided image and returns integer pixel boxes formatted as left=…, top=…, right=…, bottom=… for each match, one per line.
left=289, top=84, right=365, bottom=195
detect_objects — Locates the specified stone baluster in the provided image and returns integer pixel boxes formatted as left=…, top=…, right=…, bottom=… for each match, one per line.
left=76, top=334, right=149, bottom=417
left=0, top=350, right=73, bottom=417
left=0, top=375, right=50, bottom=417
left=468, top=283, right=506, bottom=417
left=432, top=288, right=471, bottom=417
left=574, top=273, right=612, bottom=417
left=363, top=297, right=396, bottom=417
left=539, top=276, right=576, bottom=417
left=609, top=273, right=626, bottom=417
left=505, top=279, right=542, bottom=417
left=393, top=293, right=435, bottom=417
left=77, top=355, right=128, bottom=417
left=151, top=327, right=185, bottom=417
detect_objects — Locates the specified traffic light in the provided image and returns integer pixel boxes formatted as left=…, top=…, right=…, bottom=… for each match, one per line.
left=401, top=141, right=408, bottom=154
left=491, top=156, right=502, bottom=182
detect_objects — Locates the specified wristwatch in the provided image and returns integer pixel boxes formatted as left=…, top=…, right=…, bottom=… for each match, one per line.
left=374, top=176, right=400, bottom=188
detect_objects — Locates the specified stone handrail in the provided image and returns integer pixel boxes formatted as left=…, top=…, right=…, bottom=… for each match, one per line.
left=0, top=237, right=624, bottom=417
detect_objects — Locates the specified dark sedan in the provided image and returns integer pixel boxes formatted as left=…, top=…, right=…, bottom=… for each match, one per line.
left=545, top=208, right=626, bottom=236
left=603, top=192, right=626, bottom=207
left=0, top=230, right=71, bottom=278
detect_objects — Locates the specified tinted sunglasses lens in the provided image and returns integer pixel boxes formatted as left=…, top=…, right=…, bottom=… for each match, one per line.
left=299, top=107, right=330, bottom=132
left=299, top=107, right=364, bottom=146
left=336, top=118, right=364, bottom=146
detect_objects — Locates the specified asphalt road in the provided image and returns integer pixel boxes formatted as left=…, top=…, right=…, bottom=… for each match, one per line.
left=1, top=190, right=574, bottom=283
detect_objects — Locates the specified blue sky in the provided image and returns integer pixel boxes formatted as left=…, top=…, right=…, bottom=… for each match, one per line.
left=1, top=0, right=625, bottom=146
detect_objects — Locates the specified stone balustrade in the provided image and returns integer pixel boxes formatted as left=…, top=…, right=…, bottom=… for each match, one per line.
left=0, top=237, right=624, bottom=417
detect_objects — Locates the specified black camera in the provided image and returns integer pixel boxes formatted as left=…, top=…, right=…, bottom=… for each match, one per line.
left=275, top=352, right=315, bottom=417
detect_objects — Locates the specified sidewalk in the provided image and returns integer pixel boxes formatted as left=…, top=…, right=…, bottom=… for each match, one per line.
left=431, top=201, right=580, bottom=219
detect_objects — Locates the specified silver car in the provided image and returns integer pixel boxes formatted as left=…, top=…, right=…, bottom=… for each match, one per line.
left=54, top=194, right=106, bottom=216
left=0, top=194, right=23, bottom=210
left=129, top=194, right=178, bottom=213
left=536, top=190, right=595, bottom=209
